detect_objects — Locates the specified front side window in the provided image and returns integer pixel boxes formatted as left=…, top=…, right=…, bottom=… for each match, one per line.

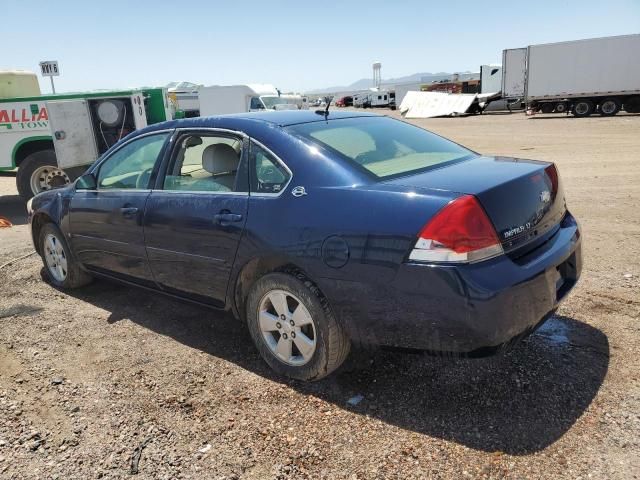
left=97, top=133, right=169, bottom=189
left=250, top=97, right=264, bottom=110
left=288, top=117, right=474, bottom=180
left=163, top=133, right=243, bottom=192
left=250, top=142, right=290, bottom=194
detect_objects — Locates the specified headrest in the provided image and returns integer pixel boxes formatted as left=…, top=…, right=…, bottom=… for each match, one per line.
left=202, top=143, right=239, bottom=174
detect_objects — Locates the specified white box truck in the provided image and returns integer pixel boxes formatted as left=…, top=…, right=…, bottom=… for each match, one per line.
left=198, top=84, right=299, bottom=116
left=503, top=34, right=640, bottom=116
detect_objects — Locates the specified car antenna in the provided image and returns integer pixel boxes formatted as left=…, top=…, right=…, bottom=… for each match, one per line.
left=315, top=96, right=333, bottom=117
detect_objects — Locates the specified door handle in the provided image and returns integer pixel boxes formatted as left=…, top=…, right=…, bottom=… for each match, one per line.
left=120, top=207, right=139, bottom=217
left=214, top=212, right=243, bottom=225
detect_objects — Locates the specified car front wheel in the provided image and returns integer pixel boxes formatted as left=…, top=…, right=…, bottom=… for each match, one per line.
left=39, top=223, right=92, bottom=289
left=246, top=272, right=350, bottom=381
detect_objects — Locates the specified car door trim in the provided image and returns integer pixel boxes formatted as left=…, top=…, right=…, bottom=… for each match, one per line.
left=146, top=245, right=225, bottom=262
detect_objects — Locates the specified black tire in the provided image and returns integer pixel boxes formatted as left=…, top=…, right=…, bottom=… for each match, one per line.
left=599, top=98, right=621, bottom=116
left=39, top=223, right=92, bottom=290
left=555, top=102, right=568, bottom=114
left=540, top=103, right=555, bottom=114
left=623, top=96, right=640, bottom=113
left=245, top=272, right=350, bottom=381
left=16, top=149, right=71, bottom=201
left=572, top=99, right=594, bottom=118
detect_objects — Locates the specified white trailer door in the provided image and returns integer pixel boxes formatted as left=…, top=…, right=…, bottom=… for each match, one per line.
left=502, top=48, right=527, bottom=98
left=47, top=100, right=99, bottom=169
left=480, top=65, right=502, bottom=94
left=130, top=93, right=148, bottom=129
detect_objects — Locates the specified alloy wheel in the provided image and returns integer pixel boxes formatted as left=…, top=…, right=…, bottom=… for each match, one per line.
left=258, top=290, right=317, bottom=366
left=43, top=233, right=68, bottom=282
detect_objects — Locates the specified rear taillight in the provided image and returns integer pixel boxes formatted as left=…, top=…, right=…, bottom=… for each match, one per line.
left=545, top=163, right=559, bottom=197
left=409, top=195, right=503, bottom=263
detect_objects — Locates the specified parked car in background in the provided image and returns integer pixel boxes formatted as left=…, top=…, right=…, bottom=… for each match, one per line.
left=28, top=111, right=582, bottom=381
left=335, top=96, right=353, bottom=107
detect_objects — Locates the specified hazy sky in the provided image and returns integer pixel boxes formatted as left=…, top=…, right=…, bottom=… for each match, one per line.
left=4, top=0, right=639, bottom=94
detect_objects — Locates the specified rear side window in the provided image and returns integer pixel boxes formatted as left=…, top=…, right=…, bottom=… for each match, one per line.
left=288, top=117, right=473, bottom=179
left=250, top=142, right=291, bottom=194
left=163, top=133, right=243, bottom=192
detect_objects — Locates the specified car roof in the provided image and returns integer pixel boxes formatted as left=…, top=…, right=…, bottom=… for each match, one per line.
left=138, top=110, right=382, bottom=136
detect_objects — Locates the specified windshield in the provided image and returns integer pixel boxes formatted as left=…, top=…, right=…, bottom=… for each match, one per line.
left=288, top=117, right=474, bottom=179
left=261, top=96, right=294, bottom=109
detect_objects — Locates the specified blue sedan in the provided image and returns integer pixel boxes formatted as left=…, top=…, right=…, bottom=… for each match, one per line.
left=28, top=111, right=582, bottom=380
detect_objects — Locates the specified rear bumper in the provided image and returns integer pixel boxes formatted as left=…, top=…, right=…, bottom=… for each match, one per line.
left=318, top=212, right=582, bottom=354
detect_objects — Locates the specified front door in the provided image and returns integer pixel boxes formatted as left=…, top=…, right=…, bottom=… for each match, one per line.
left=143, top=131, right=248, bottom=306
left=68, top=132, right=170, bottom=285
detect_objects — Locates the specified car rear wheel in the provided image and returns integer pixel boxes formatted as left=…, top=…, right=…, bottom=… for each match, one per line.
left=39, top=223, right=92, bottom=289
left=246, top=272, right=350, bottom=381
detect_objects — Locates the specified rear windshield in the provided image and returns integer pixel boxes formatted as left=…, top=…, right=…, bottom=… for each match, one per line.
left=287, top=116, right=474, bottom=179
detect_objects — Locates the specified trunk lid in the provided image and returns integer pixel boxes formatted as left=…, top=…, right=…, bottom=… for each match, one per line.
left=384, top=156, right=566, bottom=255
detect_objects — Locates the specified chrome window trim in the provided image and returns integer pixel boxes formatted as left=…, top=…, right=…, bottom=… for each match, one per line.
left=174, top=126, right=249, bottom=139
left=249, top=137, right=293, bottom=198
left=74, top=189, right=151, bottom=194
left=80, top=127, right=295, bottom=198
left=150, top=189, right=249, bottom=197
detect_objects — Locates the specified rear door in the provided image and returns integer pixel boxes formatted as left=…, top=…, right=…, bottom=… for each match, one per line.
left=142, top=129, right=248, bottom=306
left=502, top=47, right=527, bottom=98
left=47, top=99, right=99, bottom=169
left=69, top=131, right=171, bottom=284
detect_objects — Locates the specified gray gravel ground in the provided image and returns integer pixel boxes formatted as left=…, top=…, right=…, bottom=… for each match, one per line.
left=0, top=112, right=639, bottom=479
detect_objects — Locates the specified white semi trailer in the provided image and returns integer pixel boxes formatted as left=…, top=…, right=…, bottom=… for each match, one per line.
left=502, top=34, right=640, bottom=116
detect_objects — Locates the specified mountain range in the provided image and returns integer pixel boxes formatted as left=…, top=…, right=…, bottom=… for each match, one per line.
left=307, top=71, right=477, bottom=93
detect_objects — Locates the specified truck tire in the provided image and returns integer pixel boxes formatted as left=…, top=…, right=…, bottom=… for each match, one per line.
left=572, top=99, right=594, bottom=118
left=624, top=96, right=640, bottom=113
left=246, top=272, right=350, bottom=381
left=16, top=150, right=71, bottom=201
left=599, top=98, right=620, bottom=116
left=555, top=102, right=568, bottom=113
left=540, top=103, right=555, bottom=114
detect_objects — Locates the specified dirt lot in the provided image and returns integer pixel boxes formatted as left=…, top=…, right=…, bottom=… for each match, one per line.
left=0, top=111, right=639, bottom=479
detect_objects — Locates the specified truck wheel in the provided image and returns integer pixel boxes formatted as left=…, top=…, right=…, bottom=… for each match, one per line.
left=246, top=272, right=350, bottom=381
left=573, top=100, right=594, bottom=118
left=540, top=103, right=554, bottom=113
left=16, top=150, right=70, bottom=201
left=599, top=98, right=620, bottom=116
left=39, top=223, right=92, bottom=290
left=624, top=97, right=640, bottom=113
left=555, top=102, right=568, bottom=113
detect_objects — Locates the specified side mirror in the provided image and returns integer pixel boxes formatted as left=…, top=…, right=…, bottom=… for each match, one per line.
left=76, top=173, right=97, bottom=190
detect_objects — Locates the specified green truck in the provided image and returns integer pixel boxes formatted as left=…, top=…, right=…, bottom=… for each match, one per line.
left=1, top=84, right=173, bottom=200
